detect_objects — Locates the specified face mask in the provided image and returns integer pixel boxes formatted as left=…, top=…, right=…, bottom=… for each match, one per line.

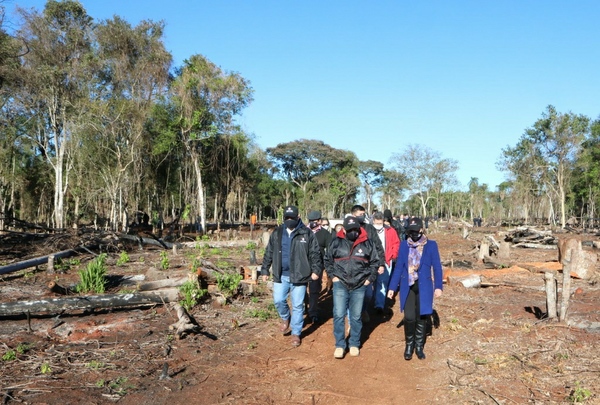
left=322, top=225, right=330, bottom=230
left=284, top=218, right=299, bottom=230
left=354, top=215, right=365, bottom=224
left=346, top=230, right=359, bottom=241
left=309, top=221, right=319, bottom=229
left=373, top=224, right=384, bottom=232
left=408, top=231, right=422, bottom=242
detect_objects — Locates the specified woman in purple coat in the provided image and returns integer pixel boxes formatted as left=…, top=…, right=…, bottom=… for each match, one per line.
left=387, top=217, right=443, bottom=360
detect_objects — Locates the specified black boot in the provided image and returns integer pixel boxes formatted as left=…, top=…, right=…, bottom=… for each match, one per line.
left=415, top=317, right=427, bottom=360
left=403, top=320, right=416, bottom=360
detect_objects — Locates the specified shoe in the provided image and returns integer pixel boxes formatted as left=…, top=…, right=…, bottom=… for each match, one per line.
left=361, top=311, right=370, bottom=323
left=334, top=348, right=344, bottom=359
left=349, top=347, right=360, bottom=357
left=279, top=319, right=289, bottom=334
left=291, top=334, right=301, bottom=347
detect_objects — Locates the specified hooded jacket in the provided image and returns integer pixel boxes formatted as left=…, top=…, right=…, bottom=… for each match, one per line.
left=324, top=227, right=380, bottom=290
left=260, top=221, right=323, bottom=284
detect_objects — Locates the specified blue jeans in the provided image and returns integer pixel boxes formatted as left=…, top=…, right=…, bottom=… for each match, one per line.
left=373, top=263, right=392, bottom=309
left=273, top=275, right=307, bottom=336
left=333, top=282, right=366, bottom=349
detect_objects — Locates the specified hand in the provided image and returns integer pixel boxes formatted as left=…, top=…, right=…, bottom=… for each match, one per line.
left=377, top=266, right=384, bottom=275
left=262, top=275, right=268, bottom=283
left=332, top=277, right=340, bottom=282
left=434, top=288, right=442, bottom=298
left=364, top=280, right=371, bottom=286
left=387, top=290, right=395, bottom=299
left=310, top=273, right=319, bottom=281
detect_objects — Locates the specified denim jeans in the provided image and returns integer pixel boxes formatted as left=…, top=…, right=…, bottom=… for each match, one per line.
left=373, top=263, right=392, bottom=309
left=273, top=275, right=307, bottom=336
left=333, top=281, right=366, bottom=349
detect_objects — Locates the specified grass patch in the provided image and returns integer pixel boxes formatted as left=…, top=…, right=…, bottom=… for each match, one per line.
left=75, top=253, right=107, bottom=294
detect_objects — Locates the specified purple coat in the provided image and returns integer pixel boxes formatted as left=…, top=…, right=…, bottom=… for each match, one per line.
left=388, top=239, right=443, bottom=316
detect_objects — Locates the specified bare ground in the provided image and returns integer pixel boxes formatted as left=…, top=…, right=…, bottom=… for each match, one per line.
left=1, top=226, right=599, bottom=404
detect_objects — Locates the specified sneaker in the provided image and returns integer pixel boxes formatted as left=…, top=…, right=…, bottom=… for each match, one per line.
left=349, top=347, right=360, bottom=357
left=279, top=319, right=289, bottom=334
left=291, top=334, right=301, bottom=347
left=334, top=348, right=344, bottom=359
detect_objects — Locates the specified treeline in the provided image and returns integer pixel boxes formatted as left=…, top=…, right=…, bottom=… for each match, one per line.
left=1, top=1, right=599, bottom=232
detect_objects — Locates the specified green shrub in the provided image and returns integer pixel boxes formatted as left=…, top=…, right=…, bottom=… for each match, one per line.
left=2, top=350, right=16, bottom=361
left=76, top=254, right=107, bottom=294
left=179, top=280, right=208, bottom=310
left=116, top=251, right=130, bottom=266
left=159, top=251, right=169, bottom=270
left=569, top=381, right=592, bottom=403
left=216, top=272, right=243, bottom=298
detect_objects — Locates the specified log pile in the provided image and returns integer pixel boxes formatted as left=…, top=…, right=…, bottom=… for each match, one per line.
left=502, top=226, right=557, bottom=249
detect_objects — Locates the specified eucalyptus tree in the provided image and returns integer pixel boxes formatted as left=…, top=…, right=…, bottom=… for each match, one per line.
left=15, top=0, right=94, bottom=229
left=377, top=169, right=407, bottom=215
left=390, top=144, right=458, bottom=219
left=571, top=118, right=600, bottom=227
left=171, top=54, right=253, bottom=233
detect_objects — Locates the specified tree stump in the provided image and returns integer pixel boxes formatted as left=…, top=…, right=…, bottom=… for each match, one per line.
left=544, top=271, right=557, bottom=319
left=498, top=241, right=511, bottom=259
left=478, top=242, right=490, bottom=261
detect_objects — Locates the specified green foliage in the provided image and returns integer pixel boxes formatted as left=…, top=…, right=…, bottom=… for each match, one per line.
left=75, top=254, right=107, bottom=294
left=216, top=272, right=243, bottom=298
left=179, top=280, right=208, bottom=310
left=568, top=381, right=592, bottom=403
left=95, top=379, right=105, bottom=388
left=54, top=257, right=81, bottom=272
left=216, top=259, right=232, bottom=270
left=16, top=343, right=31, bottom=354
left=246, top=307, right=275, bottom=321
left=40, top=362, right=51, bottom=374
left=116, top=251, right=130, bottom=266
left=86, top=360, right=105, bottom=369
left=245, top=241, right=257, bottom=250
left=108, top=377, right=133, bottom=396
left=2, top=350, right=16, bottom=361
left=159, top=251, right=169, bottom=270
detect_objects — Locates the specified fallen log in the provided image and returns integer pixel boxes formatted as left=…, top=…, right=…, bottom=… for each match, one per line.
left=179, top=239, right=258, bottom=249
left=0, top=289, right=179, bottom=316
left=48, top=281, right=74, bottom=295
left=0, top=248, right=81, bottom=275
left=512, top=242, right=557, bottom=249
left=118, top=233, right=180, bottom=250
left=137, top=276, right=190, bottom=291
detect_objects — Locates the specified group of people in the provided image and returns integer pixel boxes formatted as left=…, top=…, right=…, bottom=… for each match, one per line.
left=260, top=205, right=443, bottom=360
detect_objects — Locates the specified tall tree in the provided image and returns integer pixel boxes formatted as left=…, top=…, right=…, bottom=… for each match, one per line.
left=357, top=160, right=383, bottom=214
left=390, top=144, right=458, bottom=218
left=171, top=54, right=253, bottom=233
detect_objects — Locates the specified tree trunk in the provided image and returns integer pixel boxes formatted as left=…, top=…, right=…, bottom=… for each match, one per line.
left=544, top=271, right=557, bottom=319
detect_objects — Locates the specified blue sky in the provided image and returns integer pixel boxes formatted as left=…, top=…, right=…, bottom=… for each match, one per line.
left=9, top=0, right=600, bottom=190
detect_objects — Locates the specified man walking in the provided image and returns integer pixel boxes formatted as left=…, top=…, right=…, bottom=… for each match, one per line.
left=261, top=206, right=322, bottom=347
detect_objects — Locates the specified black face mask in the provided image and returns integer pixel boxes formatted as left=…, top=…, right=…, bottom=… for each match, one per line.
left=346, top=230, right=359, bottom=241
left=284, top=218, right=299, bottom=230
left=355, top=215, right=365, bottom=224
left=309, top=221, right=319, bottom=229
left=408, top=231, right=422, bottom=242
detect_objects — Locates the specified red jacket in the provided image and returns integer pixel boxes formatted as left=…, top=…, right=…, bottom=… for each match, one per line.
left=382, top=226, right=400, bottom=266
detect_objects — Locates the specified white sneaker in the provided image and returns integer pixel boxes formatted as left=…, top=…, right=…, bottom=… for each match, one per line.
left=334, top=348, right=344, bottom=359
left=349, top=347, right=360, bottom=357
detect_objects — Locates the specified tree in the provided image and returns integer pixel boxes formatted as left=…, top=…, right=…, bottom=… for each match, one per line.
left=571, top=118, right=600, bottom=227
left=266, top=139, right=356, bottom=215
left=357, top=160, right=383, bottom=214
left=15, top=0, right=94, bottom=229
left=378, top=169, right=407, bottom=214
left=171, top=54, right=253, bottom=233
left=390, top=144, right=458, bottom=218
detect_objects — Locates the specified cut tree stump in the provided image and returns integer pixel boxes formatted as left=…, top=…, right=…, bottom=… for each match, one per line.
left=544, top=271, right=557, bottom=319
left=169, top=303, right=200, bottom=339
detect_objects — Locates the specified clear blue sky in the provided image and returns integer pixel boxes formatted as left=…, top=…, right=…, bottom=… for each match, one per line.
left=9, top=0, right=600, bottom=190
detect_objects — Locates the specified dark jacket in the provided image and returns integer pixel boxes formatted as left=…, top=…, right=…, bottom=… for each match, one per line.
left=324, top=228, right=379, bottom=291
left=314, top=227, right=332, bottom=259
left=363, top=222, right=386, bottom=267
left=388, top=239, right=443, bottom=316
left=260, top=221, right=323, bottom=284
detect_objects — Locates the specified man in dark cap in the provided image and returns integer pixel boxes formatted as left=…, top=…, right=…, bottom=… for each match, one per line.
left=325, top=215, right=379, bottom=359
left=261, top=206, right=322, bottom=347
left=305, top=210, right=332, bottom=324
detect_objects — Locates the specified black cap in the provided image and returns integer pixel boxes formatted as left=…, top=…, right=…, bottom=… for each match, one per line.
left=343, top=216, right=360, bottom=231
left=307, top=210, right=321, bottom=221
left=283, top=205, right=299, bottom=218
left=406, top=217, right=423, bottom=231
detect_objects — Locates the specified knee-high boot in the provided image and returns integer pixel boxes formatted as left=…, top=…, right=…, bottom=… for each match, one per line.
left=403, top=320, right=416, bottom=360
left=415, top=317, right=427, bottom=360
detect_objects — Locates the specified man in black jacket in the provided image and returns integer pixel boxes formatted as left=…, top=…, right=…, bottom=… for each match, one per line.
left=261, top=206, right=322, bottom=347
left=325, top=216, right=379, bottom=359
left=306, top=210, right=332, bottom=324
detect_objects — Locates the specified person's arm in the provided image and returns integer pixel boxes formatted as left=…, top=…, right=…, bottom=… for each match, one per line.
left=387, top=243, right=403, bottom=297
left=367, top=241, right=380, bottom=284
left=308, top=232, right=323, bottom=280
left=260, top=231, right=275, bottom=282
left=323, top=239, right=337, bottom=280
left=430, top=241, right=444, bottom=297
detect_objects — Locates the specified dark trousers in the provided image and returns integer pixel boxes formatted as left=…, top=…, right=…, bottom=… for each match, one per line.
left=307, top=276, right=322, bottom=318
left=404, top=283, right=421, bottom=322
